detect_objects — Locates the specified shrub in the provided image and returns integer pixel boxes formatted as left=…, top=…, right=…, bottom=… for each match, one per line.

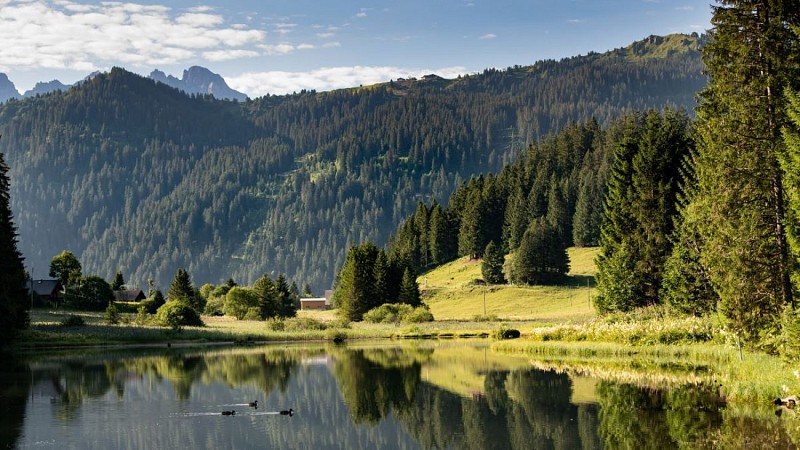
left=242, top=307, right=262, bottom=321
left=60, top=315, right=85, bottom=327
left=266, top=318, right=285, bottom=331
left=134, top=306, right=152, bottom=326
left=363, top=303, right=434, bottom=324
left=405, top=306, right=434, bottom=323
left=203, top=295, right=225, bottom=316
left=472, top=314, right=500, bottom=322
left=105, top=303, right=120, bottom=325
left=155, top=300, right=204, bottom=330
left=283, top=317, right=328, bottom=331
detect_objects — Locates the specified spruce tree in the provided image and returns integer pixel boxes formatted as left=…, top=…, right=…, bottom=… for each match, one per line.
left=275, top=274, right=297, bottom=318
left=688, top=0, right=800, bottom=341
left=511, top=218, right=569, bottom=285
left=481, top=241, right=506, bottom=284
left=0, top=151, right=29, bottom=342
left=398, top=267, right=421, bottom=307
left=167, top=268, right=202, bottom=311
left=111, top=270, right=125, bottom=291
left=253, top=273, right=278, bottom=319
left=458, top=187, right=487, bottom=259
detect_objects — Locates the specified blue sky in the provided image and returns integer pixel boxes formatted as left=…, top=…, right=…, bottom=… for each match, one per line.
left=0, top=0, right=712, bottom=97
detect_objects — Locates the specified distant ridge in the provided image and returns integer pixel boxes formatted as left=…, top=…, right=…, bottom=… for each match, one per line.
left=149, top=66, right=248, bottom=101
left=0, top=66, right=246, bottom=102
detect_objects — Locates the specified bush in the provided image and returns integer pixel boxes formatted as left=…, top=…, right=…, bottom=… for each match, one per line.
left=405, top=306, right=434, bottom=323
left=203, top=295, right=225, bottom=316
left=266, top=318, right=285, bottom=331
left=134, top=306, right=152, bottom=326
left=363, top=303, right=434, bottom=324
left=242, top=307, right=262, bottom=321
left=60, top=315, right=85, bottom=327
left=283, top=317, right=328, bottom=331
left=472, top=314, right=500, bottom=322
left=105, top=303, right=120, bottom=324
left=155, top=300, right=204, bottom=330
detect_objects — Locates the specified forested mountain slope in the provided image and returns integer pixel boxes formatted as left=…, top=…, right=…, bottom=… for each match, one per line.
left=0, top=34, right=706, bottom=292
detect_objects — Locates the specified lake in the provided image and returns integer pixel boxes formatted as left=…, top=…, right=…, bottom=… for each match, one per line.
left=1, top=341, right=796, bottom=449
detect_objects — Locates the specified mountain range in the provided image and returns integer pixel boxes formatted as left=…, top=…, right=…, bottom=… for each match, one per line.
left=0, top=66, right=248, bottom=102
left=0, top=33, right=707, bottom=293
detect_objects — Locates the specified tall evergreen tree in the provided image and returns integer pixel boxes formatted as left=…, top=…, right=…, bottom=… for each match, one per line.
left=334, top=242, right=379, bottom=321
left=511, top=218, right=569, bottom=285
left=275, top=274, right=297, bottom=318
left=481, top=241, right=506, bottom=284
left=429, top=203, right=457, bottom=265
left=167, top=268, right=203, bottom=311
left=111, top=270, right=125, bottom=291
left=398, top=267, right=421, bottom=307
left=688, top=0, right=800, bottom=341
left=458, top=185, right=487, bottom=259
left=0, top=151, right=29, bottom=342
left=253, top=273, right=278, bottom=319
left=594, top=111, right=691, bottom=312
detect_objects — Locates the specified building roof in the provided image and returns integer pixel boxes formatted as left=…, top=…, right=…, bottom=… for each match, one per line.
left=31, top=279, right=63, bottom=296
left=114, top=290, right=146, bottom=301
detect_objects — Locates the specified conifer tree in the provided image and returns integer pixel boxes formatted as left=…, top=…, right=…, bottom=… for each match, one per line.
left=0, top=151, right=29, bottom=341
left=481, top=241, right=506, bottom=284
left=275, top=274, right=297, bottom=318
left=398, top=267, right=421, bottom=307
left=334, top=243, right=379, bottom=321
left=687, top=0, right=800, bottom=341
left=429, top=203, right=457, bottom=265
left=594, top=111, right=691, bottom=311
left=458, top=187, right=487, bottom=259
left=503, top=183, right=529, bottom=251
left=253, top=273, right=278, bottom=319
left=511, top=218, right=569, bottom=285
left=111, top=270, right=125, bottom=291
left=167, top=268, right=203, bottom=311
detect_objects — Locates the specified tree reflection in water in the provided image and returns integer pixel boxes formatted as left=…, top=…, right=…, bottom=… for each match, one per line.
left=7, top=344, right=800, bottom=449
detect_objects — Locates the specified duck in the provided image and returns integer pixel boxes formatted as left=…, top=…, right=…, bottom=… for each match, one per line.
left=774, top=395, right=799, bottom=408
left=248, top=400, right=258, bottom=408
left=279, top=408, right=294, bottom=416
left=221, top=410, right=236, bottom=416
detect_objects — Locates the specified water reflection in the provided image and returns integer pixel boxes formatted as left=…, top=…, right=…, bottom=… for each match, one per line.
left=3, top=343, right=799, bottom=449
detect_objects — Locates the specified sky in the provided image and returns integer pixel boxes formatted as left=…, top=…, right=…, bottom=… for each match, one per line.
left=0, top=0, right=712, bottom=98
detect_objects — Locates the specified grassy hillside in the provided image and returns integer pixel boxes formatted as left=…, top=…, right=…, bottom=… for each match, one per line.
left=420, top=247, right=599, bottom=322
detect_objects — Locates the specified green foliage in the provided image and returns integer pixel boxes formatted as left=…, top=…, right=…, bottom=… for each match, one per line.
left=111, top=270, right=125, bottom=291
left=64, top=275, right=114, bottom=310
left=242, top=307, right=262, bottom=321
left=0, top=151, right=29, bottom=342
left=203, top=295, right=225, bottom=316
left=60, top=315, right=85, bottom=327
left=267, top=317, right=328, bottom=332
left=335, top=243, right=381, bottom=321
left=104, top=302, right=120, bottom=325
left=275, top=274, right=298, bottom=319
left=167, top=268, right=204, bottom=312
left=223, top=287, right=260, bottom=320
left=140, top=290, right=165, bottom=314
left=595, top=110, right=692, bottom=312
left=49, top=250, right=82, bottom=287
left=511, top=218, right=569, bottom=285
left=363, top=303, right=433, bottom=324
left=398, top=268, right=421, bottom=307
left=481, top=241, right=505, bottom=284
left=686, top=1, right=800, bottom=343
left=155, top=300, right=204, bottom=330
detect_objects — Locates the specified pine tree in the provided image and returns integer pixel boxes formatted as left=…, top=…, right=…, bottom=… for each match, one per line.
left=429, top=203, right=457, bottom=265
left=398, top=267, right=421, bottom=307
left=167, top=268, right=202, bottom=311
left=253, top=273, right=278, bottom=319
left=481, top=241, right=506, bottom=284
left=594, top=111, right=691, bottom=311
left=333, top=243, right=379, bottom=321
left=511, top=218, right=569, bottom=285
left=111, top=270, right=125, bottom=291
left=275, top=274, right=297, bottom=318
left=0, top=151, right=29, bottom=342
left=458, top=186, right=487, bottom=259
left=688, top=0, right=800, bottom=341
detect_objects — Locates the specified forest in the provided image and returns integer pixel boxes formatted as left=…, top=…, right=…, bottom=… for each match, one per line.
left=0, top=33, right=706, bottom=296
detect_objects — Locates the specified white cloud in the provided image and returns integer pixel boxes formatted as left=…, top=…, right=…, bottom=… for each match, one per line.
left=227, top=65, right=468, bottom=97
left=676, top=6, right=694, bottom=11
left=479, top=33, right=497, bottom=39
left=356, top=11, right=367, bottom=18
left=0, top=0, right=265, bottom=70
left=203, top=49, right=260, bottom=61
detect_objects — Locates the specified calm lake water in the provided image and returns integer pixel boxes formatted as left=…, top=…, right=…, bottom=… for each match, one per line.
left=0, top=341, right=796, bottom=449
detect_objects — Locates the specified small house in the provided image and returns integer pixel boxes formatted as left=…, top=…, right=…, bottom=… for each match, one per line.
left=300, top=290, right=333, bottom=311
left=30, top=279, right=63, bottom=306
left=113, top=289, right=146, bottom=302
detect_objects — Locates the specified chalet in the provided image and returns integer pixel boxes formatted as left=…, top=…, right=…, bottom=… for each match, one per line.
left=30, top=279, right=63, bottom=306
left=113, top=289, right=146, bottom=302
left=300, top=290, right=333, bottom=311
